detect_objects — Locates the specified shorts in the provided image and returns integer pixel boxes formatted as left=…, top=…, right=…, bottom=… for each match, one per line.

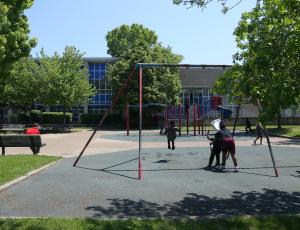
left=222, top=137, right=235, bottom=154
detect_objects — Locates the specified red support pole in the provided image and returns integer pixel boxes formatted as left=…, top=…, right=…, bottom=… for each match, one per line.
left=126, top=102, right=129, bottom=136
left=73, top=66, right=136, bottom=167
left=198, top=104, right=200, bottom=135
left=179, top=104, right=182, bottom=136
left=202, top=105, right=204, bottom=135
left=193, top=105, right=196, bottom=136
left=138, top=66, right=143, bottom=180
left=187, top=107, right=189, bottom=135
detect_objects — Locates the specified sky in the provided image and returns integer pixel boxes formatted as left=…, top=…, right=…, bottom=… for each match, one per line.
left=26, top=0, right=256, bottom=65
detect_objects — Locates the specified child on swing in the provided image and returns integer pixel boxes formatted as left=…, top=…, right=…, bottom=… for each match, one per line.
left=165, top=121, right=181, bottom=150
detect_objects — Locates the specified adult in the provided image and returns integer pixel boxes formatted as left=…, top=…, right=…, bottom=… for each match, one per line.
left=219, top=122, right=239, bottom=172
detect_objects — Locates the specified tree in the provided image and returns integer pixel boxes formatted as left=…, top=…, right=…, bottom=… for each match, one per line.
left=214, top=0, right=300, bottom=127
left=105, top=24, right=183, bottom=108
left=2, top=57, right=43, bottom=108
left=172, top=0, right=243, bottom=13
left=0, top=0, right=37, bottom=77
left=40, top=46, right=95, bottom=124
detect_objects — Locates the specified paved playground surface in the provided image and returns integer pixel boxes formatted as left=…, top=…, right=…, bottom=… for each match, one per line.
left=0, top=130, right=299, bottom=218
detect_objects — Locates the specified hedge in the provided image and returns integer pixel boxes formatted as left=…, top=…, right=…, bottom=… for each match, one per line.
left=42, top=112, right=72, bottom=124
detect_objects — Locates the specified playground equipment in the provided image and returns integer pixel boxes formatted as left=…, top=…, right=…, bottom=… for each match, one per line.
left=73, top=63, right=278, bottom=179
left=125, top=96, right=225, bottom=137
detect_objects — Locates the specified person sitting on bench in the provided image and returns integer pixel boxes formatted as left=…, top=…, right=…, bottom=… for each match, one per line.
left=25, top=123, right=40, bottom=135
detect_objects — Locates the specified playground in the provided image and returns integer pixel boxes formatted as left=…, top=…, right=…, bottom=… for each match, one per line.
left=0, top=129, right=299, bottom=218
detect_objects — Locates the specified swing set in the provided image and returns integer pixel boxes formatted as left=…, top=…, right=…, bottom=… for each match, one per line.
left=73, top=63, right=278, bottom=179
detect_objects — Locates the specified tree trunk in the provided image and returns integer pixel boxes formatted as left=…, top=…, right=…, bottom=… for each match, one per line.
left=277, top=113, right=282, bottom=129
left=63, top=106, right=66, bottom=127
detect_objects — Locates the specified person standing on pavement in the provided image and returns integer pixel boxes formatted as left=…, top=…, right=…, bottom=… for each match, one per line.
left=254, top=122, right=263, bottom=145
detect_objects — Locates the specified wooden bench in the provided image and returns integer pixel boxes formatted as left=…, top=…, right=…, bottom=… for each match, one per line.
left=0, top=124, right=25, bottom=134
left=0, top=135, right=44, bottom=155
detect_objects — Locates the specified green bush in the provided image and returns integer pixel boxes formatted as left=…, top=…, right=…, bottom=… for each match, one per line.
left=42, top=112, right=72, bottom=124
left=30, top=110, right=42, bottom=123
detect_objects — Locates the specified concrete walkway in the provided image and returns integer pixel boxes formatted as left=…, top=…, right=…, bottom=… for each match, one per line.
left=3, top=130, right=300, bottom=157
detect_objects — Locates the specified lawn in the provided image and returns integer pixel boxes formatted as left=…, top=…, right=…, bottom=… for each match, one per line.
left=0, top=155, right=61, bottom=186
left=0, top=215, right=299, bottom=230
left=266, top=125, right=300, bottom=138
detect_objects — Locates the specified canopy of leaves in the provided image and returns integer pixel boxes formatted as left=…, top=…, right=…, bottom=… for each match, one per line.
left=1, top=57, right=41, bottom=108
left=40, top=46, right=95, bottom=109
left=172, top=0, right=243, bottom=13
left=3, top=46, right=94, bottom=111
left=214, top=0, right=300, bottom=122
left=105, top=24, right=183, bottom=107
left=0, top=0, right=37, bottom=77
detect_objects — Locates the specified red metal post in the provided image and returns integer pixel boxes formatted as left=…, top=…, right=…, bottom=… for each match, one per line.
left=73, top=66, right=137, bottom=167
left=187, top=107, right=189, bottom=135
left=179, top=104, right=182, bottom=136
left=197, top=104, right=200, bottom=135
left=193, top=105, right=196, bottom=136
left=138, top=66, right=143, bottom=180
left=202, top=105, right=204, bottom=135
left=126, top=102, right=129, bottom=136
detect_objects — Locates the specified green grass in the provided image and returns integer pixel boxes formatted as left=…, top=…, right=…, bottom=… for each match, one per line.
left=0, top=215, right=299, bottom=230
left=0, top=155, right=61, bottom=186
left=266, top=125, right=300, bottom=138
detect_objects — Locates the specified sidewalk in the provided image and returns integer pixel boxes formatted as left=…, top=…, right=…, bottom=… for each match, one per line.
left=3, top=130, right=300, bottom=157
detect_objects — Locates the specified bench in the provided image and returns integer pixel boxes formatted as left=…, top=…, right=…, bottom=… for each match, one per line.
left=0, top=124, right=25, bottom=134
left=0, top=135, right=44, bottom=155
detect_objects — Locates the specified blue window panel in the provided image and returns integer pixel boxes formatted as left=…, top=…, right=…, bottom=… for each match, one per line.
left=99, top=71, right=105, bottom=80
left=89, top=71, right=95, bottom=79
left=100, top=64, right=106, bottom=71
left=106, top=94, right=112, bottom=101
left=94, top=70, right=100, bottom=79
left=95, top=64, right=100, bottom=71
left=94, top=95, right=100, bottom=102
left=88, top=64, right=95, bottom=72
left=100, top=94, right=106, bottom=102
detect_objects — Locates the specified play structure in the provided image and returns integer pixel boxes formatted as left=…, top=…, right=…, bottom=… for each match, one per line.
left=73, top=63, right=278, bottom=179
left=125, top=96, right=232, bottom=136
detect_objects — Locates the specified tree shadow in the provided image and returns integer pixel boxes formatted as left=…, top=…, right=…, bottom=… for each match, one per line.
left=272, top=139, right=300, bottom=146
left=86, top=189, right=300, bottom=219
left=291, top=170, right=300, bottom=178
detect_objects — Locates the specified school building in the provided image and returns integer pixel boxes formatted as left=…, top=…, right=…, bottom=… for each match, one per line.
left=49, top=57, right=259, bottom=121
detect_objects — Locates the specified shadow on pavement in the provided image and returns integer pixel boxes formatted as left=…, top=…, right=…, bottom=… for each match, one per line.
left=86, top=189, right=300, bottom=218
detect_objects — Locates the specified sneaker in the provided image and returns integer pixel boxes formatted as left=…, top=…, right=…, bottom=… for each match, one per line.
left=234, top=166, right=239, bottom=172
left=204, top=165, right=212, bottom=170
left=172, top=146, right=175, bottom=150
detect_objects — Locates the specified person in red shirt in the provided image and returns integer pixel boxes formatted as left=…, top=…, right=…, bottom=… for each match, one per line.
left=25, top=123, right=40, bottom=135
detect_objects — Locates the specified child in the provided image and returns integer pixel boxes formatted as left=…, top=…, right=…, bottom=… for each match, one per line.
left=165, top=121, right=180, bottom=150
left=219, top=122, right=239, bottom=172
left=245, top=118, right=252, bottom=134
left=254, top=122, right=263, bottom=145
left=206, top=130, right=223, bottom=168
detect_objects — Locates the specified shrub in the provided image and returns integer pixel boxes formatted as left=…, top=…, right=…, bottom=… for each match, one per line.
left=42, top=112, right=72, bottom=124
left=30, top=110, right=42, bottom=123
